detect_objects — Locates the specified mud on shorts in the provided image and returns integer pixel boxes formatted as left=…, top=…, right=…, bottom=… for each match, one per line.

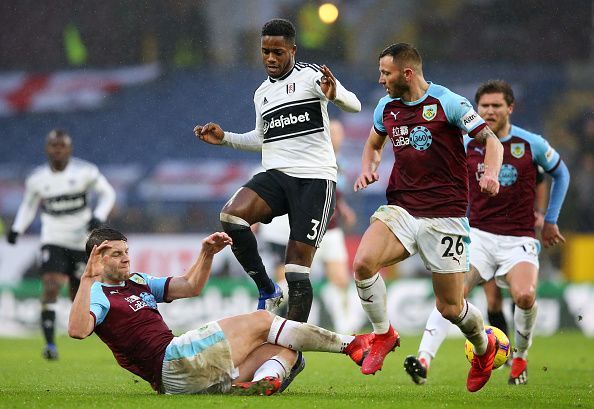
left=371, top=205, right=470, bottom=273
left=161, top=321, right=238, bottom=394
left=468, top=227, right=540, bottom=289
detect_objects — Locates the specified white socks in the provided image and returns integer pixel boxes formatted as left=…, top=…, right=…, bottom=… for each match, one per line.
left=514, top=302, right=538, bottom=359
left=253, top=355, right=290, bottom=381
left=267, top=315, right=354, bottom=353
left=452, top=300, right=488, bottom=356
left=355, top=272, right=390, bottom=334
left=418, top=306, right=451, bottom=365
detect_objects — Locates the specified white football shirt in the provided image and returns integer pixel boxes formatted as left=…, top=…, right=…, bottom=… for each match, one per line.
left=11, top=157, right=116, bottom=250
left=223, top=62, right=361, bottom=182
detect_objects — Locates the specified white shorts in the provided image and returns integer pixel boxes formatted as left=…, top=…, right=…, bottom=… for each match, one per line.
left=315, top=228, right=348, bottom=264
left=161, top=321, right=238, bottom=394
left=469, top=227, right=540, bottom=289
left=371, top=205, right=470, bottom=273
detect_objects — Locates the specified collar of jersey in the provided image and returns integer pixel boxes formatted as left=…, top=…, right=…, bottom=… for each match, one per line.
left=268, top=64, right=295, bottom=83
left=496, top=125, right=516, bottom=143
left=100, top=281, right=126, bottom=287
left=397, top=81, right=433, bottom=106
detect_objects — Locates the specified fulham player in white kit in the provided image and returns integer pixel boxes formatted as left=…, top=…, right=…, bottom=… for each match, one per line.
left=194, top=19, right=360, bottom=323
left=7, top=129, right=115, bottom=359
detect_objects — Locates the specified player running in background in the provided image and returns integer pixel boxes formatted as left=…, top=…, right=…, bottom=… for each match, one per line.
left=7, top=129, right=115, bottom=360
left=68, top=227, right=376, bottom=395
left=405, top=80, right=570, bottom=386
left=317, top=119, right=361, bottom=334
left=352, top=43, right=503, bottom=392
left=480, top=169, right=548, bottom=342
left=193, top=19, right=361, bottom=322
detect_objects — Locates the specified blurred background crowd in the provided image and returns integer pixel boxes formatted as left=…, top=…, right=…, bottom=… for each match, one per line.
left=0, top=0, right=592, bottom=281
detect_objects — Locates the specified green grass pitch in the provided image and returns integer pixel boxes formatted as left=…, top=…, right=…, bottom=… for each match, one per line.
left=1, top=332, right=592, bottom=408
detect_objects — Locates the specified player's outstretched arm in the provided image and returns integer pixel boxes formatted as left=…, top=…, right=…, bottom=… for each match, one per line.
left=354, top=127, right=386, bottom=192
left=8, top=183, right=41, bottom=244
left=68, top=242, right=110, bottom=339
left=541, top=160, right=570, bottom=247
left=320, top=65, right=361, bottom=113
left=475, top=126, right=503, bottom=196
left=193, top=122, right=225, bottom=145
left=167, top=232, right=232, bottom=300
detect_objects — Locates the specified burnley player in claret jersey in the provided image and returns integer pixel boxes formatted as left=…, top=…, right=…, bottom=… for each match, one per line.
left=408, top=80, right=569, bottom=387
left=68, top=227, right=384, bottom=395
left=351, top=43, right=504, bottom=393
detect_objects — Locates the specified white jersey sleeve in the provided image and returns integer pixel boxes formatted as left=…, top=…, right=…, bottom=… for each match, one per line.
left=92, top=172, right=116, bottom=221
left=331, top=78, right=361, bottom=113
left=11, top=175, right=42, bottom=235
left=254, top=62, right=359, bottom=181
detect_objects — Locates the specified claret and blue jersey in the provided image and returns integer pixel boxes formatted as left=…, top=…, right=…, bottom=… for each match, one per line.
left=373, top=82, right=486, bottom=218
left=465, top=125, right=561, bottom=238
left=89, top=273, right=173, bottom=392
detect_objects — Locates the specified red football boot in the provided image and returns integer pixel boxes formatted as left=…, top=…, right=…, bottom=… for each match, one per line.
left=231, top=376, right=282, bottom=396
left=343, top=333, right=375, bottom=366
left=508, top=357, right=528, bottom=385
left=466, top=332, right=498, bottom=392
left=361, top=326, right=400, bottom=375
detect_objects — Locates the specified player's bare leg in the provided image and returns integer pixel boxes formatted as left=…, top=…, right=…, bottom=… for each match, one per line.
left=433, top=272, right=497, bottom=392
left=353, top=220, right=405, bottom=375
left=506, top=262, right=538, bottom=385
left=231, top=343, right=296, bottom=395
left=220, top=188, right=282, bottom=311
left=407, top=266, right=485, bottom=384
left=40, top=272, right=66, bottom=360
left=483, top=279, right=509, bottom=336
left=219, top=310, right=374, bottom=368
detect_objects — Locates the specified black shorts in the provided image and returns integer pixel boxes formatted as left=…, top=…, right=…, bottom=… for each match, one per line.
left=40, top=244, right=88, bottom=280
left=245, top=170, right=336, bottom=247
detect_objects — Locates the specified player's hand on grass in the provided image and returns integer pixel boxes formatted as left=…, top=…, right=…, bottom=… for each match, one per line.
left=194, top=122, right=225, bottom=145
left=202, top=232, right=232, bottom=255
left=479, top=172, right=499, bottom=196
left=83, top=241, right=111, bottom=280
left=319, top=65, right=337, bottom=101
left=541, top=222, right=565, bottom=248
left=354, top=171, right=379, bottom=192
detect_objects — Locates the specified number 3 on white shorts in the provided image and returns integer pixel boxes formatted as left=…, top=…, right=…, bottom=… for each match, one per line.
left=307, top=219, right=320, bottom=240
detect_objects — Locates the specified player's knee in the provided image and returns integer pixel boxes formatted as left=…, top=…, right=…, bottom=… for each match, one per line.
left=514, top=291, right=535, bottom=309
left=251, top=309, right=274, bottom=323
left=220, top=213, right=250, bottom=231
left=248, top=310, right=276, bottom=338
left=42, top=280, right=61, bottom=299
left=436, top=302, right=462, bottom=322
left=352, top=254, right=377, bottom=280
